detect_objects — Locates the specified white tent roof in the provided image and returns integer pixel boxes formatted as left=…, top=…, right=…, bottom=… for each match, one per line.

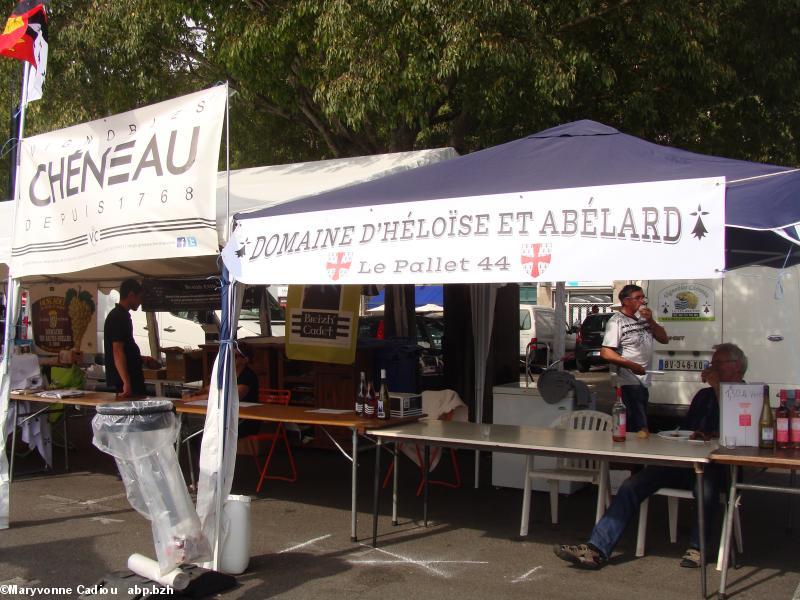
left=214, top=148, right=458, bottom=241
left=13, top=148, right=457, bottom=284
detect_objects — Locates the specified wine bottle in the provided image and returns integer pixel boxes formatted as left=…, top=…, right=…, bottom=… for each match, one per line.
left=377, top=368, right=389, bottom=419
left=790, top=390, right=800, bottom=449
left=612, top=386, right=626, bottom=442
left=776, top=389, right=791, bottom=449
left=355, top=371, right=366, bottom=417
left=365, top=380, right=377, bottom=418
left=759, top=384, right=775, bottom=449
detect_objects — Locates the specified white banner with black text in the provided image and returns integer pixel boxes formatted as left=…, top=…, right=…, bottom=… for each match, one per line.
left=11, top=85, right=227, bottom=278
left=223, top=177, right=726, bottom=284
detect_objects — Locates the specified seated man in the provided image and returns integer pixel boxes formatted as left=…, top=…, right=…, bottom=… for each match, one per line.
left=554, top=342, right=746, bottom=570
left=185, top=346, right=260, bottom=437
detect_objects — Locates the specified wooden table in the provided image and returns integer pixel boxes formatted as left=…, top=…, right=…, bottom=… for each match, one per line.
left=368, top=420, right=717, bottom=598
left=174, top=400, right=419, bottom=541
left=712, top=446, right=800, bottom=599
left=9, top=391, right=419, bottom=542
left=11, top=390, right=117, bottom=407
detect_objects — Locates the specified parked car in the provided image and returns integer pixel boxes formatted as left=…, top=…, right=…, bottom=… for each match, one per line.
left=519, top=305, right=576, bottom=368
left=358, top=314, right=443, bottom=349
left=574, top=312, right=614, bottom=372
left=358, top=314, right=444, bottom=375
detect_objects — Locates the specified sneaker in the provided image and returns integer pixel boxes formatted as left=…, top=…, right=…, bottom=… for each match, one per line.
left=680, top=547, right=702, bottom=568
left=553, top=543, right=606, bottom=570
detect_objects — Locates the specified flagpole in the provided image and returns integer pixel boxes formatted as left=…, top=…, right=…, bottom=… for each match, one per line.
left=13, top=61, right=30, bottom=200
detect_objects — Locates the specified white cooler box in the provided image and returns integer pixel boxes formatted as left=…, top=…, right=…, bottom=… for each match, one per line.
left=491, top=382, right=582, bottom=494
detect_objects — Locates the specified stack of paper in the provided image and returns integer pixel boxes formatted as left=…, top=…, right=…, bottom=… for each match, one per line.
left=37, top=389, right=85, bottom=399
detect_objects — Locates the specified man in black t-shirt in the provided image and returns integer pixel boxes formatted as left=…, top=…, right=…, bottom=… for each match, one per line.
left=103, top=279, right=158, bottom=397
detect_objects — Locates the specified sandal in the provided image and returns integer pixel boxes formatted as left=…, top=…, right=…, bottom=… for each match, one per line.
left=554, top=543, right=607, bottom=570
left=680, top=547, right=702, bottom=568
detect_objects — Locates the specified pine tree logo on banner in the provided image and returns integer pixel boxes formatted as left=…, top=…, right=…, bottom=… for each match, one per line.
left=521, top=243, right=552, bottom=278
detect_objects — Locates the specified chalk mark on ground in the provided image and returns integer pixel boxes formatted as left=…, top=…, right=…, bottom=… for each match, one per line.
left=349, top=543, right=488, bottom=578
left=39, top=493, right=126, bottom=514
left=278, top=534, right=332, bottom=554
left=510, top=565, right=543, bottom=583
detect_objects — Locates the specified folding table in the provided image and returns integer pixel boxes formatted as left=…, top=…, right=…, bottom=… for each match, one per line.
left=368, top=420, right=716, bottom=598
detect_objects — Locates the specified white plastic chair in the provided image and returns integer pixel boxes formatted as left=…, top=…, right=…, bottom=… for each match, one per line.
left=520, top=410, right=612, bottom=535
left=635, top=487, right=743, bottom=570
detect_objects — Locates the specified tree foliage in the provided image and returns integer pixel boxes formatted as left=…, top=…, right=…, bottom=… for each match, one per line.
left=1, top=0, right=797, bottom=200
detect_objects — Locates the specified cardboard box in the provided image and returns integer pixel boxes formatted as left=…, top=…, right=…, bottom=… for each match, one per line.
left=720, top=382, right=763, bottom=447
left=389, top=391, right=423, bottom=418
left=143, top=368, right=167, bottom=380
left=163, top=347, right=203, bottom=382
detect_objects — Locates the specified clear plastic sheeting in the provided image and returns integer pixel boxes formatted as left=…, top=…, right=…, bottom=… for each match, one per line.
left=92, top=399, right=210, bottom=574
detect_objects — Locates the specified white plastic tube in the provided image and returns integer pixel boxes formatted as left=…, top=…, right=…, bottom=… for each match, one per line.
left=127, top=553, right=190, bottom=590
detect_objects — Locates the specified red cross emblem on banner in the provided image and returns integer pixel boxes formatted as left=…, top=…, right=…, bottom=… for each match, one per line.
left=326, top=251, right=352, bottom=281
left=520, top=243, right=552, bottom=278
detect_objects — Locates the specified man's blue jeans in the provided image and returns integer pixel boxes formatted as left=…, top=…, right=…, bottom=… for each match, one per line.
left=588, top=464, right=724, bottom=559
left=621, top=384, right=649, bottom=433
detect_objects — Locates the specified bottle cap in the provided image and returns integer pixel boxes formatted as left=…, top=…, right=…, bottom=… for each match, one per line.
left=381, top=368, right=387, bottom=378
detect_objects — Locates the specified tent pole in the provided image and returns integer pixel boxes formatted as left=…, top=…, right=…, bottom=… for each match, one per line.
left=470, top=284, right=498, bottom=489
left=224, top=82, right=231, bottom=244
left=553, top=282, right=566, bottom=370
left=145, top=312, right=159, bottom=358
left=259, top=287, right=270, bottom=336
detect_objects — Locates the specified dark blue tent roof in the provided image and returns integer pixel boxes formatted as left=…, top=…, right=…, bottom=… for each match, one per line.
left=238, top=120, right=800, bottom=269
left=365, top=285, right=443, bottom=310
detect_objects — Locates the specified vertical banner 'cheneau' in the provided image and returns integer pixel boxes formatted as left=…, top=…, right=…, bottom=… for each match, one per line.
left=11, top=85, right=227, bottom=278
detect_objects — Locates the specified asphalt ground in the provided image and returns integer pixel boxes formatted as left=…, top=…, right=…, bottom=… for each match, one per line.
left=2, top=376, right=800, bottom=600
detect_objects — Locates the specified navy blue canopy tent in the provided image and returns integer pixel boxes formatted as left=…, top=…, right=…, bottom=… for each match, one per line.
left=223, top=120, right=800, bottom=496
left=237, top=120, right=800, bottom=269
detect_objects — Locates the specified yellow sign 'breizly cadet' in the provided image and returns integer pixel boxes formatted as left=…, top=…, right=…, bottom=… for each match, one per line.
left=285, top=284, right=361, bottom=365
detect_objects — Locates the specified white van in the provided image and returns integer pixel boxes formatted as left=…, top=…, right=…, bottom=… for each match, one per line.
left=644, top=265, right=800, bottom=416
left=519, top=304, right=576, bottom=366
left=96, top=289, right=285, bottom=360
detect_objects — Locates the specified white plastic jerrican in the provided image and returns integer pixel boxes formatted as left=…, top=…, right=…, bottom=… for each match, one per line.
left=219, top=494, right=251, bottom=574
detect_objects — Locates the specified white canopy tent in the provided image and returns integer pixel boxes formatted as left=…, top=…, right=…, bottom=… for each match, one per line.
left=0, top=87, right=457, bottom=572
left=1, top=87, right=231, bottom=539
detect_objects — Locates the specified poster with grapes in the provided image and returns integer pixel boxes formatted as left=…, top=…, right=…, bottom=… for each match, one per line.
left=29, top=284, right=98, bottom=355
